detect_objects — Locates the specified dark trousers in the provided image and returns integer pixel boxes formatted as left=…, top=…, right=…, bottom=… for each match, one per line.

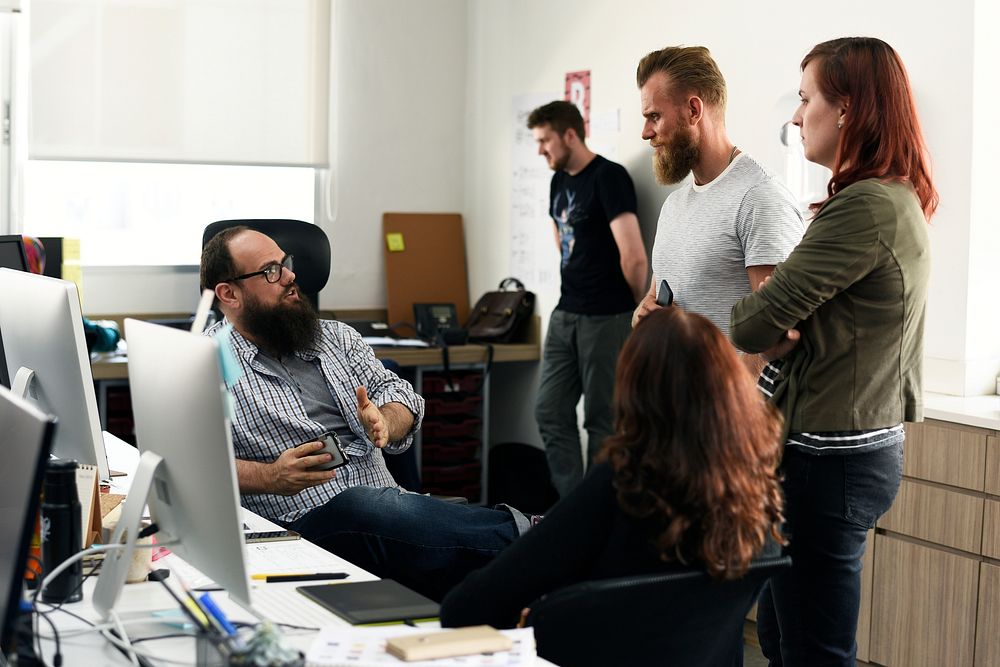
left=287, top=486, right=525, bottom=601
left=757, top=442, right=903, bottom=666
left=534, top=309, right=632, bottom=498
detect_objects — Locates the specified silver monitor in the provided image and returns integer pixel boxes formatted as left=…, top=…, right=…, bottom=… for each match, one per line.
left=93, top=319, right=250, bottom=616
left=0, top=386, right=55, bottom=657
left=0, top=269, right=110, bottom=482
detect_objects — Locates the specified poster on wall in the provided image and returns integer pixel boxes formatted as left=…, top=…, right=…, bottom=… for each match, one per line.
left=564, top=70, right=591, bottom=137
left=510, top=92, right=561, bottom=295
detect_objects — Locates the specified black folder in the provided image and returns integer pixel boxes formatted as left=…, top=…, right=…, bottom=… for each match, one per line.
left=296, top=579, right=440, bottom=625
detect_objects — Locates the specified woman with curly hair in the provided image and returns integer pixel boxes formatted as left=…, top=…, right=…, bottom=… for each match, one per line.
left=440, top=306, right=785, bottom=629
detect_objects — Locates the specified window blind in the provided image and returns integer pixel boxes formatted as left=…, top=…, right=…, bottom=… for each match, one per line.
left=29, top=0, right=330, bottom=166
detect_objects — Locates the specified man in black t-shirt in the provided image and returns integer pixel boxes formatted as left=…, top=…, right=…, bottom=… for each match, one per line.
left=527, top=101, right=647, bottom=497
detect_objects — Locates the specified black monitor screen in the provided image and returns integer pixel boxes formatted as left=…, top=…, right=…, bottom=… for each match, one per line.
left=0, top=237, right=27, bottom=272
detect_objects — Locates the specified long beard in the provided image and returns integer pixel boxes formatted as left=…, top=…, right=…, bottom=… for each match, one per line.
left=653, top=127, right=700, bottom=185
left=242, top=290, right=319, bottom=357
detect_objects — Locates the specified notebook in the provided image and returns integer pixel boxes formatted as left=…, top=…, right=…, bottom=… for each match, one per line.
left=296, top=579, right=439, bottom=625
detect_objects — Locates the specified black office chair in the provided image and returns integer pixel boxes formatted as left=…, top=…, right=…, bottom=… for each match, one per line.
left=202, top=219, right=331, bottom=310
left=525, top=555, right=792, bottom=667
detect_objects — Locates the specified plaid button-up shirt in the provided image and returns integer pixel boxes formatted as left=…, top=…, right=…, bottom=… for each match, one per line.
left=207, top=319, right=424, bottom=522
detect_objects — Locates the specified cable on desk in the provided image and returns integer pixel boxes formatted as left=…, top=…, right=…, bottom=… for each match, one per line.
left=109, top=609, right=139, bottom=667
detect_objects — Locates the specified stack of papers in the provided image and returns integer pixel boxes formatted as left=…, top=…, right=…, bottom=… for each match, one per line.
left=304, top=626, right=535, bottom=666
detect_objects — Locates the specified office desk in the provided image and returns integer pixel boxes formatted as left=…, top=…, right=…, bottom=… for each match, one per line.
left=41, top=437, right=549, bottom=665
left=91, top=341, right=540, bottom=381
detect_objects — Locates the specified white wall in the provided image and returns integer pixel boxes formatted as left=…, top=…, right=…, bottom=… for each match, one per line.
left=318, top=0, right=468, bottom=309
left=464, top=0, right=996, bottom=396
left=77, top=0, right=999, bottom=396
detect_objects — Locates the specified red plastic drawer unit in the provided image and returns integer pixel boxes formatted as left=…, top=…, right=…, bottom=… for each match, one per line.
left=421, top=416, right=482, bottom=439
left=424, top=394, right=483, bottom=416
left=422, top=371, right=484, bottom=394
left=421, top=462, right=482, bottom=484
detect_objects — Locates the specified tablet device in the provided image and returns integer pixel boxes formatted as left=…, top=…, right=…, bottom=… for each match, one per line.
left=296, top=579, right=439, bottom=625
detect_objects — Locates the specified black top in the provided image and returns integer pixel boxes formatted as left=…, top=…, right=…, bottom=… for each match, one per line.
left=440, top=463, right=674, bottom=629
left=550, top=156, right=638, bottom=315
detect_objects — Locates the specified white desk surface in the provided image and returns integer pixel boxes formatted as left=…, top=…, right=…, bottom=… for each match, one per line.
left=924, top=391, right=1000, bottom=431
left=42, top=434, right=551, bottom=665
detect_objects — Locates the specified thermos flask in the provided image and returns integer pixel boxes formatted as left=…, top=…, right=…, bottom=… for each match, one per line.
left=40, top=460, right=82, bottom=603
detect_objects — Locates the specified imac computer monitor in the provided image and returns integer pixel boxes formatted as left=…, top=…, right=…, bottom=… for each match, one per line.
left=94, top=319, right=250, bottom=616
left=0, top=236, right=28, bottom=273
left=0, top=236, right=28, bottom=389
left=0, top=269, right=111, bottom=482
left=0, top=386, right=56, bottom=657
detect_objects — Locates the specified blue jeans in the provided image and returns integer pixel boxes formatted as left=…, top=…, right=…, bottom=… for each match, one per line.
left=535, top=309, right=632, bottom=497
left=757, top=442, right=903, bottom=666
left=288, top=486, right=526, bottom=601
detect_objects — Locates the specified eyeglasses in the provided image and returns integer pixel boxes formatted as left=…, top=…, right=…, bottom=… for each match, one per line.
left=226, top=254, right=294, bottom=284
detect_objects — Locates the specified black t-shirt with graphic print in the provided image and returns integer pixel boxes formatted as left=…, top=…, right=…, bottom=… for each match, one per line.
left=549, top=154, right=638, bottom=315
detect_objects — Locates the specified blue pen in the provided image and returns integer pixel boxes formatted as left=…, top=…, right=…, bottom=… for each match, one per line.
left=198, top=592, right=237, bottom=636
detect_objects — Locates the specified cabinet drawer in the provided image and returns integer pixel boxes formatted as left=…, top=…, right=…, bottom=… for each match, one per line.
left=984, top=500, right=1000, bottom=560
left=987, top=436, right=1000, bottom=496
left=904, top=420, right=986, bottom=491
left=976, top=563, right=1000, bottom=667
left=878, top=479, right=983, bottom=553
left=871, top=535, right=979, bottom=666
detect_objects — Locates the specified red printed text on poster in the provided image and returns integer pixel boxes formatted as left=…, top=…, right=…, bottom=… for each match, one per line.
left=564, top=70, right=591, bottom=137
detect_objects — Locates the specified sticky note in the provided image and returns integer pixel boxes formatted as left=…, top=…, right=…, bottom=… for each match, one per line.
left=385, top=233, right=405, bottom=252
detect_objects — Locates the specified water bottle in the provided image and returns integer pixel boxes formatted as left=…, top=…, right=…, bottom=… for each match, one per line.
left=40, top=460, right=82, bottom=603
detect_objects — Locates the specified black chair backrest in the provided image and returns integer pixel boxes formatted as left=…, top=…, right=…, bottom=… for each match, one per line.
left=525, top=555, right=791, bottom=667
left=202, top=219, right=331, bottom=310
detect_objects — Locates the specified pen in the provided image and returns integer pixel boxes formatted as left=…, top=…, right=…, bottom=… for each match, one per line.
left=251, top=572, right=349, bottom=583
left=149, top=569, right=211, bottom=632
left=198, top=593, right=237, bottom=636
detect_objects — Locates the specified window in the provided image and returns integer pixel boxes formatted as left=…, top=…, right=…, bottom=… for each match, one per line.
left=23, top=161, right=315, bottom=266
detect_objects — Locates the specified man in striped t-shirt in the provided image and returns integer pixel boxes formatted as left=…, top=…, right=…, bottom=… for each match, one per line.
left=631, top=46, right=803, bottom=376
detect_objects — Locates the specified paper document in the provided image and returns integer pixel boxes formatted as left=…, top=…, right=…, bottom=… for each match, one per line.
left=246, top=539, right=357, bottom=574
left=304, top=626, right=535, bottom=667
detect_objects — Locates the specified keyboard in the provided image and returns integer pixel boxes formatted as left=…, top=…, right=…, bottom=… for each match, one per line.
left=251, top=585, right=345, bottom=630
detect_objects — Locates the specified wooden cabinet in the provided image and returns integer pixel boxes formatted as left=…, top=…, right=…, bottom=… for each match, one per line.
left=877, top=479, right=983, bottom=553
left=976, top=563, right=1000, bottom=667
left=870, top=534, right=979, bottom=667
left=987, top=436, right=1000, bottom=496
left=903, top=421, right=987, bottom=490
left=984, top=500, right=1000, bottom=560
left=860, top=419, right=1000, bottom=666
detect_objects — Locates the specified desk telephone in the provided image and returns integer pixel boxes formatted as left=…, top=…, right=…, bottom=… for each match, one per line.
left=413, top=303, right=468, bottom=345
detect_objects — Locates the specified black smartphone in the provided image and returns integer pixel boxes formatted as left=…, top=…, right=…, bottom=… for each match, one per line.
left=303, top=432, right=348, bottom=471
left=655, top=279, right=674, bottom=307
left=244, top=529, right=301, bottom=543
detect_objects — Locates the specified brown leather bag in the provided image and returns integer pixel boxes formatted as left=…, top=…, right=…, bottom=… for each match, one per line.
left=465, top=278, right=535, bottom=343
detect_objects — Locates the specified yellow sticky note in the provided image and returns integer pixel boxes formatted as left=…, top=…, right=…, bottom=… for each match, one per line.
left=385, top=233, right=405, bottom=252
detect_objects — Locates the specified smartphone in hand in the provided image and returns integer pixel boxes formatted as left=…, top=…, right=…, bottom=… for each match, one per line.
left=303, top=432, right=348, bottom=471
left=655, top=279, right=674, bottom=307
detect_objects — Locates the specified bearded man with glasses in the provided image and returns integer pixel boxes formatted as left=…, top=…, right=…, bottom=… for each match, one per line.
left=199, top=226, right=535, bottom=601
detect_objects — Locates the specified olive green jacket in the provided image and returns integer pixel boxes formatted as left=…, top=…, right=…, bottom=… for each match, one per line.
left=730, top=179, right=930, bottom=435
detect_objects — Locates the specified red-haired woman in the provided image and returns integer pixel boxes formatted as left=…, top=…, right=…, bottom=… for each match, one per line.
left=731, top=37, right=936, bottom=665
left=440, top=307, right=785, bottom=629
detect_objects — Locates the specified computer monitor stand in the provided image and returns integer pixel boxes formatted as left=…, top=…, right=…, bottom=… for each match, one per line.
left=10, top=368, right=35, bottom=401
left=92, top=450, right=163, bottom=620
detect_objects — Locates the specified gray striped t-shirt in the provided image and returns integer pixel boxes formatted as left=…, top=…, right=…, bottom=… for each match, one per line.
left=651, top=153, right=804, bottom=335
